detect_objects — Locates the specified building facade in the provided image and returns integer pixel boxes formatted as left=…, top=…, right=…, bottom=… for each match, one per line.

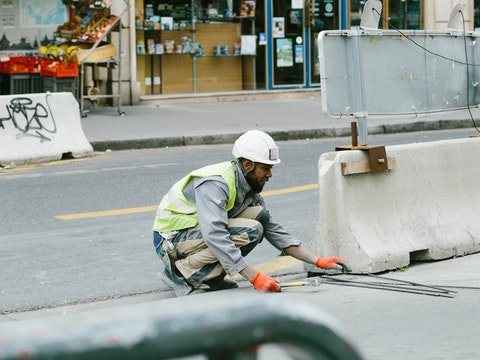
left=0, top=0, right=476, bottom=105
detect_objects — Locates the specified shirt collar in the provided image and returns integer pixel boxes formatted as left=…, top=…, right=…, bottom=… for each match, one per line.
left=234, top=161, right=252, bottom=193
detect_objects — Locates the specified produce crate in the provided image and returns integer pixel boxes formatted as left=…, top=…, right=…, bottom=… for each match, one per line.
left=0, top=60, right=8, bottom=73
left=74, top=42, right=116, bottom=63
left=30, top=74, right=43, bottom=93
left=72, top=14, right=118, bottom=42
left=43, top=76, right=76, bottom=94
left=0, top=56, right=36, bottom=74
left=32, top=58, right=41, bottom=73
left=0, top=73, right=8, bottom=95
left=8, top=74, right=31, bottom=94
left=40, top=59, right=78, bottom=77
left=0, top=73, right=44, bottom=95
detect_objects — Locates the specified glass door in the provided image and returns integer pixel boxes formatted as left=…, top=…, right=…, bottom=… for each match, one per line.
left=386, top=0, right=421, bottom=30
left=309, top=0, right=338, bottom=84
left=348, top=0, right=423, bottom=30
left=272, top=0, right=305, bottom=87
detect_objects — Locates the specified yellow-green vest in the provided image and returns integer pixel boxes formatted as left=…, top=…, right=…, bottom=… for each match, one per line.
left=153, top=161, right=237, bottom=232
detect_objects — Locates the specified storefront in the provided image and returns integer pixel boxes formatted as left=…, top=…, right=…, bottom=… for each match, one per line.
left=0, top=0, right=475, bottom=103
left=133, top=0, right=430, bottom=96
left=134, top=0, right=339, bottom=95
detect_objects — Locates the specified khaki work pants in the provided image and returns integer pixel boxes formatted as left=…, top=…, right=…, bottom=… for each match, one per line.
left=156, top=206, right=267, bottom=288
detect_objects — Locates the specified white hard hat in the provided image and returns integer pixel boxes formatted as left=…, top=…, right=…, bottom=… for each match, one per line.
left=232, top=130, right=281, bottom=165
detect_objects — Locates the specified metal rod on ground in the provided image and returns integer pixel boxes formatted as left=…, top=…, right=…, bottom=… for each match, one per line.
left=429, top=285, right=480, bottom=290
left=321, top=279, right=455, bottom=298
left=323, top=277, right=453, bottom=296
left=366, top=274, right=456, bottom=294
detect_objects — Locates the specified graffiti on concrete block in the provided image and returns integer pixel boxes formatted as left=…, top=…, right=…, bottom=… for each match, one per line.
left=0, top=94, right=57, bottom=142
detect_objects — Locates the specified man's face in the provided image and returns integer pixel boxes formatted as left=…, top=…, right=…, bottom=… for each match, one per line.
left=244, top=161, right=273, bottom=193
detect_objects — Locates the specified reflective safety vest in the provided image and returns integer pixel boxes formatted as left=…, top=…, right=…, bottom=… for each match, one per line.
left=153, top=161, right=237, bottom=232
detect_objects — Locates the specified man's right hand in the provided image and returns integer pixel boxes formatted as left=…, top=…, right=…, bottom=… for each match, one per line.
left=250, top=271, right=281, bottom=292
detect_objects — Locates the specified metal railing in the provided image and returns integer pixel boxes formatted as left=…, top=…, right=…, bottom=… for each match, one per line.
left=0, top=293, right=363, bottom=360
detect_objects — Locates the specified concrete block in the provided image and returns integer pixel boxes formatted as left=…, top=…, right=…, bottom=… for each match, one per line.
left=308, top=137, right=480, bottom=273
left=0, top=92, right=93, bottom=165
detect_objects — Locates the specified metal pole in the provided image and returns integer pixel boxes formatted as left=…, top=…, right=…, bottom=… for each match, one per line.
left=350, top=26, right=368, bottom=145
left=252, top=18, right=256, bottom=90
left=117, top=18, right=123, bottom=115
left=192, top=0, right=196, bottom=93
left=80, top=62, right=85, bottom=116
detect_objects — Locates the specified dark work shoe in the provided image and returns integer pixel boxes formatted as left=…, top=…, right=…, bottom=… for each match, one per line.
left=204, top=278, right=239, bottom=291
left=158, top=267, right=193, bottom=297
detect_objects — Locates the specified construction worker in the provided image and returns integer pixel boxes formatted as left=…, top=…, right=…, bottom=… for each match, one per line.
left=152, top=130, right=349, bottom=296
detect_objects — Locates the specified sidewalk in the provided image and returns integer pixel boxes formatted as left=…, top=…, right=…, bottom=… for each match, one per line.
left=2, top=253, right=479, bottom=360
left=80, top=92, right=478, bottom=151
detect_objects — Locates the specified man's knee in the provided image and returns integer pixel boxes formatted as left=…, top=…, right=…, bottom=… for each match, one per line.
left=237, top=206, right=270, bottom=225
left=254, top=206, right=270, bottom=226
left=229, top=220, right=264, bottom=256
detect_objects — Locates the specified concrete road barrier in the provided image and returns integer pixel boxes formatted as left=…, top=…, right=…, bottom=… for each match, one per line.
left=0, top=92, right=93, bottom=166
left=309, top=137, right=480, bottom=274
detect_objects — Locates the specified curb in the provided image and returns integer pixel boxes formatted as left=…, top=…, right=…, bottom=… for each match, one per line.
left=88, top=119, right=474, bottom=152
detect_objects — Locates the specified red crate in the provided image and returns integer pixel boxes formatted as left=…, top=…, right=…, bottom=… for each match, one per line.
left=0, top=60, right=8, bottom=73
left=0, top=56, right=36, bottom=74
left=32, top=58, right=41, bottom=73
left=40, top=59, right=78, bottom=78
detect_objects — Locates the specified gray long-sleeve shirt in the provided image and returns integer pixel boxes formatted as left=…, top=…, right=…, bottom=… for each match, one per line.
left=182, top=161, right=300, bottom=275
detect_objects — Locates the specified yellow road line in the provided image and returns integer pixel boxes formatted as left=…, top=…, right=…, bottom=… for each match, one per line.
left=55, top=183, right=319, bottom=220
left=55, top=205, right=157, bottom=220
left=229, top=256, right=303, bottom=279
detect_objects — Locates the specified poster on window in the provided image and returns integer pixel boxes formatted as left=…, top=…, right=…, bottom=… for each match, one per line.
left=272, top=17, right=284, bottom=38
left=241, top=35, right=257, bottom=55
left=295, top=44, right=303, bottom=63
left=276, top=38, right=293, bottom=67
left=1, top=0, right=15, bottom=29
left=0, top=0, right=66, bottom=56
left=20, top=0, right=67, bottom=27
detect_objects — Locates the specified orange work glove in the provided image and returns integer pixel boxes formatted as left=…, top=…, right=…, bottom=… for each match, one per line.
left=316, top=257, right=350, bottom=272
left=250, top=271, right=281, bottom=292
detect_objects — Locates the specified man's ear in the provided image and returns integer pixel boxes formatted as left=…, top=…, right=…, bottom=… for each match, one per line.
left=243, top=159, right=254, bottom=172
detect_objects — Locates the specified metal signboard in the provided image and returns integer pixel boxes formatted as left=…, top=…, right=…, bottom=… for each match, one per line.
left=318, top=29, right=479, bottom=117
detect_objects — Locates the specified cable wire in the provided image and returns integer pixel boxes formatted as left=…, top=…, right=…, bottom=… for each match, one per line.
left=460, top=10, right=480, bottom=132
left=372, top=7, right=480, bottom=132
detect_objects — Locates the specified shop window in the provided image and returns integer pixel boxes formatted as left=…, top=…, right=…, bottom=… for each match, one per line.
left=136, top=0, right=257, bottom=95
left=349, top=0, right=423, bottom=30
left=142, top=0, right=251, bottom=22
left=388, top=0, right=421, bottom=30
left=349, top=0, right=365, bottom=28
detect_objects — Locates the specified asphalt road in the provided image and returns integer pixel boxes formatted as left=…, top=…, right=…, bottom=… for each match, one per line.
left=0, top=128, right=474, bottom=313
left=1, top=129, right=479, bottom=360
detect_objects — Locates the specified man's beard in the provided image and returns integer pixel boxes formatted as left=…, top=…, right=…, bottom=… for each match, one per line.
left=246, top=174, right=264, bottom=193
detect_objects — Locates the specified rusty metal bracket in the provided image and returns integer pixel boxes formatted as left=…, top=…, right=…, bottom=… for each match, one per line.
left=335, top=122, right=396, bottom=176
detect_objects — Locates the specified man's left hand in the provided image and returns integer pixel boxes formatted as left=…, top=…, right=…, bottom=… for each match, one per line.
left=316, top=257, right=351, bottom=272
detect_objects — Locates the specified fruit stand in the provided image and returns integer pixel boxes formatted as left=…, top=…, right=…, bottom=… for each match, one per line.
left=76, top=29, right=125, bottom=117
left=0, top=0, right=129, bottom=117
left=56, top=0, right=130, bottom=117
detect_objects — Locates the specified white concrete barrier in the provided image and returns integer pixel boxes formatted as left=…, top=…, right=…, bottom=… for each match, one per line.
left=0, top=92, right=93, bottom=165
left=309, top=137, right=480, bottom=273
